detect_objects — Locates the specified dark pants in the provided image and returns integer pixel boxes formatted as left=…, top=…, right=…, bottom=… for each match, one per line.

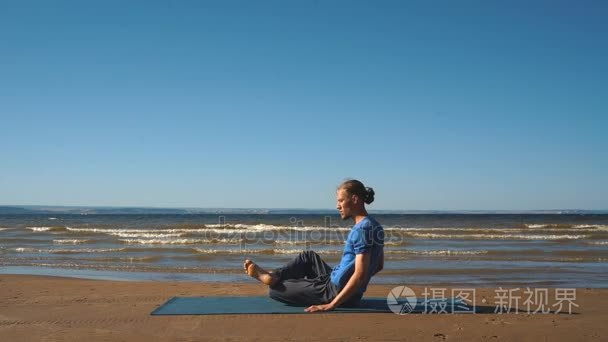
left=268, top=250, right=362, bottom=307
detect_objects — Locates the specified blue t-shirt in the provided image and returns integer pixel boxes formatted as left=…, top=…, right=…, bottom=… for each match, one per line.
left=330, top=216, right=384, bottom=294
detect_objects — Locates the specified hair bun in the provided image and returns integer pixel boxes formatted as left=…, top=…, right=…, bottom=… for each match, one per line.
left=364, top=187, right=375, bottom=204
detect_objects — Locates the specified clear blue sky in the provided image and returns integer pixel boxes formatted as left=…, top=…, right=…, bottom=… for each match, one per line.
left=1, top=0, right=606, bottom=210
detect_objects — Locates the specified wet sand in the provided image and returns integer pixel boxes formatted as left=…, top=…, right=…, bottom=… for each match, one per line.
left=0, top=275, right=606, bottom=341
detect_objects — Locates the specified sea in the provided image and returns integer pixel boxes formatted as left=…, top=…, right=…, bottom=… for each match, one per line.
left=1, top=213, right=607, bottom=287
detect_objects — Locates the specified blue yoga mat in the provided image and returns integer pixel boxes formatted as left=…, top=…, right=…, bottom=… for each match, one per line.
left=151, top=296, right=472, bottom=315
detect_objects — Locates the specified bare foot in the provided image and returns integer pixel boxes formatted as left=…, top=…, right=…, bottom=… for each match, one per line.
left=244, top=259, right=278, bottom=286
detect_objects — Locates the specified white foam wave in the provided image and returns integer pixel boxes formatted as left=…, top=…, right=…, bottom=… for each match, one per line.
left=523, top=224, right=608, bottom=231
left=66, top=227, right=189, bottom=233
left=588, top=241, right=608, bottom=245
left=385, top=227, right=506, bottom=232
left=27, top=227, right=54, bottom=231
left=193, top=248, right=341, bottom=255
left=66, top=227, right=248, bottom=236
left=273, top=239, right=345, bottom=245
left=118, top=238, right=244, bottom=245
left=407, top=232, right=587, bottom=240
left=525, top=224, right=548, bottom=228
left=233, top=223, right=277, bottom=230
left=53, top=239, right=91, bottom=244
left=387, top=226, right=608, bottom=233
left=112, top=232, right=185, bottom=238
left=49, top=248, right=126, bottom=253
left=232, top=224, right=351, bottom=232
left=65, top=225, right=351, bottom=235
left=267, top=239, right=405, bottom=246
left=189, top=247, right=488, bottom=256
left=33, top=224, right=608, bottom=236
left=13, top=247, right=37, bottom=252
left=203, top=224, right=226, bottom=228
left=389, top=250, right=489, bottom=256
left=12, top=247, right=126, bottom=253
left=66, top=227, right=252, bottom=235
left=208, top=225, right=352, bottom=233
left=35, top=224, right=607, bottom=240
left=575, top=225, right=608, bottom=231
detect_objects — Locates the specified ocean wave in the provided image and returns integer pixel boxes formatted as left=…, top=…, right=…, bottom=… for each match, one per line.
left=525, top=224, right=550, bottom=228
left=206, top=223, right=350, bottom=232
left=66, top=227, right=251, bottom=235
left=112, top=232, right=185, bottom=238
left=26, top=224, right=608, bottom=242
left=27, top=226, right=67, bottom=232
left=232, top=224, right=351, bottom=232
left=0, top=237, right=51, bottom=244
left=11, top=247, right=127, bottom=253
left=116, top=237, right=406, bottom=246
left=384, top=227, right=525, bottom=232
left=119, top=246, right=197, bottom=253
left=588, top=241, right=608, bottom=245
left=524, top=224, right=574, bottom=229
left=192, top=247, right=489, bottom=256
left=385, top=226, right=608, bottom=233
left=272, top=239, right=346, bottom=246
left=53, top=239, right=92, bottom=244
left=50, top=248, right=127, bottom=254
left=389, top=250, right=489, bottom=256
left=233, top=223, right=283, bottom=230
left=406, top=232, right=587, bottom=240
left=118, top=238, right=244, bottom=245
left=193, top=248, right=341, bottom=255
left=13, top=247, right=38, bottom=253
left=271, top=239, right=407, bottom=246
left=66, top=227, right=190, bottom=234
left=28, top=224, right=608, bottom=235
left=65, top=225, right=351, bottom=234
left=78, top=256, right=163, bottom=263
left=524, top=224, right=608, bottom=230
left=575, top=225, right=608, bottom=231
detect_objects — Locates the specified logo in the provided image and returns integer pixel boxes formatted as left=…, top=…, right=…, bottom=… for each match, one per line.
left=387, top=286, right=417, bottom=314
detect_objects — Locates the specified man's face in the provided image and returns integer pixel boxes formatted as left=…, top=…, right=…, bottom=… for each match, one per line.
left=336, top=188, right=355, bottom=220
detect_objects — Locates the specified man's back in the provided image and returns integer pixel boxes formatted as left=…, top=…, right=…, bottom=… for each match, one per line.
left=330, top=216, right=384, bottom=294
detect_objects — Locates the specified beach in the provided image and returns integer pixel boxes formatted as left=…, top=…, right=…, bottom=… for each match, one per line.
left=1, top=213, right=607, bottom=340
left=1, top=274, right=606, bottom=341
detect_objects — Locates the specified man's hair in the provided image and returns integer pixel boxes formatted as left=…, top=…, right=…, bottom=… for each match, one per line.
left=338, top=179, right=375, bottom=205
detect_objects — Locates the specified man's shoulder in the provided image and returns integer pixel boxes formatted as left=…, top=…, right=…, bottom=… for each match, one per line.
left=354, top=216, right=382, bottom=231
left=362, top=216, right=383, bottom=228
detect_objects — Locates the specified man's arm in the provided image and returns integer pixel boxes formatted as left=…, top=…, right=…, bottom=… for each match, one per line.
left=305, top=252, right=370, bottom=312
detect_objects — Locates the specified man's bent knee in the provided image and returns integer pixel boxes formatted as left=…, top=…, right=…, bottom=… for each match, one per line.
left=301, top=250, right=318, bottom=258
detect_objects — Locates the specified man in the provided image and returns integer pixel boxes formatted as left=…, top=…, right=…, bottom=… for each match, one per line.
left=243, top=179, right=384, bottom=313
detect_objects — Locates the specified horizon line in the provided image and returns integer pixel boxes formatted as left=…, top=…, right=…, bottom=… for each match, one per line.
left=1, top=204, right=607, bottom=213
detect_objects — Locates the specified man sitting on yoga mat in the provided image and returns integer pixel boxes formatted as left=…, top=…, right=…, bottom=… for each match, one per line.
left=243, top=179, right=385, bottom=313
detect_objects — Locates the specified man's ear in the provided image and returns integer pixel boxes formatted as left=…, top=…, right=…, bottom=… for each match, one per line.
left=352, top=194, right=359, bottom=204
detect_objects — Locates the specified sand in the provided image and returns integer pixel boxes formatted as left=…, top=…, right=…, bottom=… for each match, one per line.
left=0, top=275, right=606, bottom=341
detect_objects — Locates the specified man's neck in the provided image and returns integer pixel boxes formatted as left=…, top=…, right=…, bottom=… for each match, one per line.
left=354, top=210, right=369, bottom=224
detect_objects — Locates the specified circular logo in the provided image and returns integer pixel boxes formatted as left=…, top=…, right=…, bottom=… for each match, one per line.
left=387, top=286, right=417, bottom=314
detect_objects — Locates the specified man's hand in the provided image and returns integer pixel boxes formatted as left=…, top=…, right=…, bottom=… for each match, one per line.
left=304, top=303, right=336, bottom=313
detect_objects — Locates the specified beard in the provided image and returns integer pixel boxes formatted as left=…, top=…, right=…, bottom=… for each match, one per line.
left=340, top=213, right=351, bottom=220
